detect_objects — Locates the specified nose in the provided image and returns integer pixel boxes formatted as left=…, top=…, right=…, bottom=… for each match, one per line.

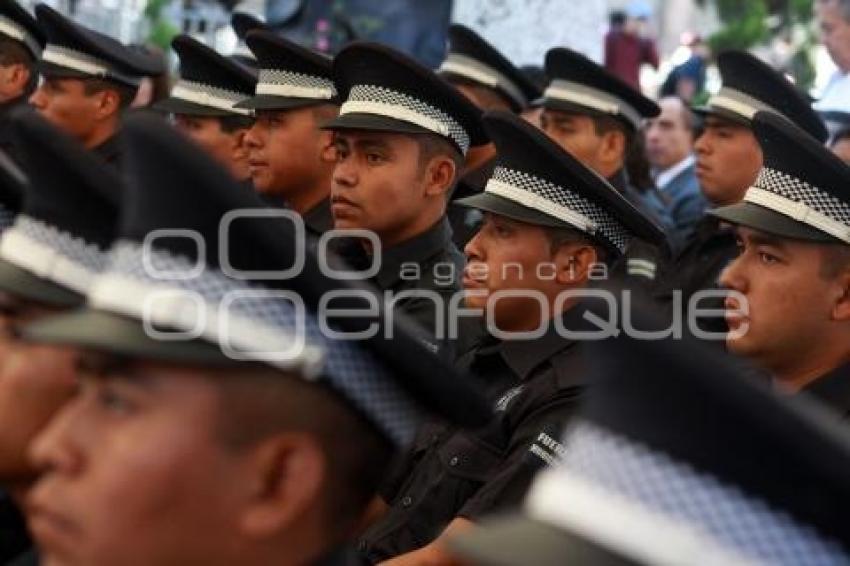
left=718, top=254, right=747, bottom=294
left=332, top=155, right=357, bottom=189
left=243, top=121, right=263, bottom=150
left=28, top=395, right=85, bottom=478
left=28, top=85, right=46, bottom=110
left=464, top=226, right=484, bottom=261
left=694, top=130, right=710, bottom=156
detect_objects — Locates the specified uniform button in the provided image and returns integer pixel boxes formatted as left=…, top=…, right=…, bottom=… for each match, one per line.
left=401, top=496, right=413, bottom=507
left=449, top=456, right=459, bottom=467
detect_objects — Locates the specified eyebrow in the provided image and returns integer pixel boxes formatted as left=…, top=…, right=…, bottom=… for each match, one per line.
left=739, top=229, right=788, bottom=250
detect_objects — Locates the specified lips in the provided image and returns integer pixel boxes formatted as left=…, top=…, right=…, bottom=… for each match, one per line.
left=27, top=497, right=82, bottom=554
left=724, top=297, right=748, bottom=330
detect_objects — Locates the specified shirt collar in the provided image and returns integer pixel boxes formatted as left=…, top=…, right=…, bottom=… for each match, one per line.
left=655, top=154, right=695, bottom=190
left=801, top=361, right=850, bottom=418
left=303, top=198, right=333, bottom=236
left=374, top=217, right=453, bottom=288
left=496, top=305, right=588, bottom=381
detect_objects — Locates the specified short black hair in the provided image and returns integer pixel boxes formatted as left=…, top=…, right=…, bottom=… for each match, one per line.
left=414, top=133, right=464, bottom=191
left=544, top=225, right=611, bottom=266
left=0, top=37, right=38, bottom=97
left=445, top=75, right=514, bottom=112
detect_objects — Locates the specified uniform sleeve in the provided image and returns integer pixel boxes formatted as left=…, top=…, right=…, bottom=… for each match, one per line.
left=457, top=391, right=583, bottom=520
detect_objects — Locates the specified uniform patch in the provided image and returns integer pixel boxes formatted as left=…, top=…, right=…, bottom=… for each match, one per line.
left=494, top=385, right=524, bottom=412
left=528, top=431, right=566, bottom=466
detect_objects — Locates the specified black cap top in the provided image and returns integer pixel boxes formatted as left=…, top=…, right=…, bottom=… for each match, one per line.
left=0, top=1, right=45, bottom=58
left=235, top=29, right=336, bottom=111
left=230, top=12, right=270, bottom=67
left=324, top=41, right=488, bottom=155
left=438, top=24, right=541, bottom=112
left=457, top=111, right=664, bottom=255
left=696, top=51, right=827, bottom=142
left=451, top=308, right=850, bottom=565
left=23, top=112, right=491, bottom=447
left=0, top=110, right=121, bottom=307
left=35, top=4, right=163, bottom=87
left=154, top=34, right=256, bottom=117
left=543, top=47, right=660, bottom=130
left=711, top=111, right=850, bottom=245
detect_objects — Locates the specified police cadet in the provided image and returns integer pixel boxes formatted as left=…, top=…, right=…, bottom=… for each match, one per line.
left=437, top=24, right=541, bottom=247
left=28, top=4, right=162, bottom=168
left=449, top=307, right=850, bottom=565
left=540, top=47, right=672, bottom=242
left=654, top=51, right=828, bottom=318
left=21, top=113, right=488, bottom=566
left=712, top=111, right=850, bottom=419
left=154, top=34, right=256, bottom=183
left=323, top=42, right=488, bottom=346
left=0, top=1, right=44, bottom=164
left=0, top=111, right=121, bottom=566
left=355, top=111, right=663, bottom=565
left=239, top=29, right=339, bottom=235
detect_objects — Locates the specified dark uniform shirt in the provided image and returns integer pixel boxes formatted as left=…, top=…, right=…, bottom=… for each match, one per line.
left=357, top=308, right=589, bottom=563
left=801, top=362, right=850, bottom=421
left=0, top=493, right=30, bottom=566
left=0, top=97, right=31, bottom=167
left=90, top=134, right=122, bottom=171
left=333, top=217, right=463, bottom=354
left=303, top=197, right=333, bottom=237
left=652, top=215, right=737, bottom=340
left=447, top=157, right=496, bottom=249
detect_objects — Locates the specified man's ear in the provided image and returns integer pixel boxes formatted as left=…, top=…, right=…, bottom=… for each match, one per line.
left=597, top=129, right=626, bottom=173
left=238, top=432, right=327, bottom=539
left=318, top=129, right=338, bottom=163
left=832, top=269, right=850, bottom=322
left=94, top=88, right=121, bottom=120
left=553, top=242, right=599, bottom=285
left=5, top=63, right=28, bottom=92
left=422, top=155, right=457, bottom=198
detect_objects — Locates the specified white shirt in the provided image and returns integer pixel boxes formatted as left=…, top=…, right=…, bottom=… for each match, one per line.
left=655, top=154, right=695, bottom=190
left=815, top=70, right=850, bottom=113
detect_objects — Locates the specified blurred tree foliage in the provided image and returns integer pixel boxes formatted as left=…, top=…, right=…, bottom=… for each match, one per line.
left=697, top=0, right=816, bottom=89
left=144, top=0, right=179, bottom=49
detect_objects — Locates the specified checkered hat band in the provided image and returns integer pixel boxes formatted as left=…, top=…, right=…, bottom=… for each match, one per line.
left=256, top=68, right=336, bottom=100
left=89, top=240, right=422, bottom=446
left=342, top=84, right=470, bottom=154
left=439, top=53, right=526, bottom=108
left=746, top=167, right=850, bottom=243
left=544, top=79, right=641, bottom=129
left=170, top=79, right=252, bottom=116
left=0, top=15, right=41, bottom=57
left=486, top=167, right=631, bottom=253
left=0, top=215, right=109, bottom=294
left=555, top=421, right=849, bottom=565
left=42, top=44, right=140, bottom=86
left=708, top=87, right=781, bottom=121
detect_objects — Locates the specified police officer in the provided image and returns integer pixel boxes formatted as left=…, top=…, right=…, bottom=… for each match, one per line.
left=540, top=47, right=672, bottom=240
left=322, top=42, right=488, bottom=347
left=0, top=1, right=44, bottom=164
left=21, top=113, right=489, bottom=566
left=238, top=29, right=338, bottom=235
left=154, top=34, right=256, bottom=183
left=437, top=24, right=541, bottom=247
left=653, top=51, right=828, bottom=322
left=449, top=305, right=850, bottom=565
left=355, top=111, right=663, bottom=565
left=713, top=111, right=850, bottom=419
left=28, top=4, right=162, bottom=168
left=0, top=111, right=122, bottom=566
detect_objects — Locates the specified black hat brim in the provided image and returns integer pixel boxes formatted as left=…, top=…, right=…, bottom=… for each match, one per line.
left=24, top=308, right=244, bottom=366
left=235, top=95, right=329, bottom=111
left=456, top=191, right=567, bottom=228
left=321, top=112, right=435, bottom=138
left=0, top=258, right=83, bottom=308
left=709, top=201, right=842, bottom=243
left=691, top=105, right=751, bottom=128
left=38, top=60, right=97, bottom=82
left=153, top=97, right=242, bottom=118
left=448, top=515, right=638, bottom=566
left=542, top=98, right=636, bottom=130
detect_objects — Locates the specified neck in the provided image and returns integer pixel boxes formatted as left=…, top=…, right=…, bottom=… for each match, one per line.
left=287, top=180, right=331, bottom=216
left=772, top=349, right=850, bottom=393
left=463, top=143, right=496, bottom=175
left=85, top=120, right=119, bottom=150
